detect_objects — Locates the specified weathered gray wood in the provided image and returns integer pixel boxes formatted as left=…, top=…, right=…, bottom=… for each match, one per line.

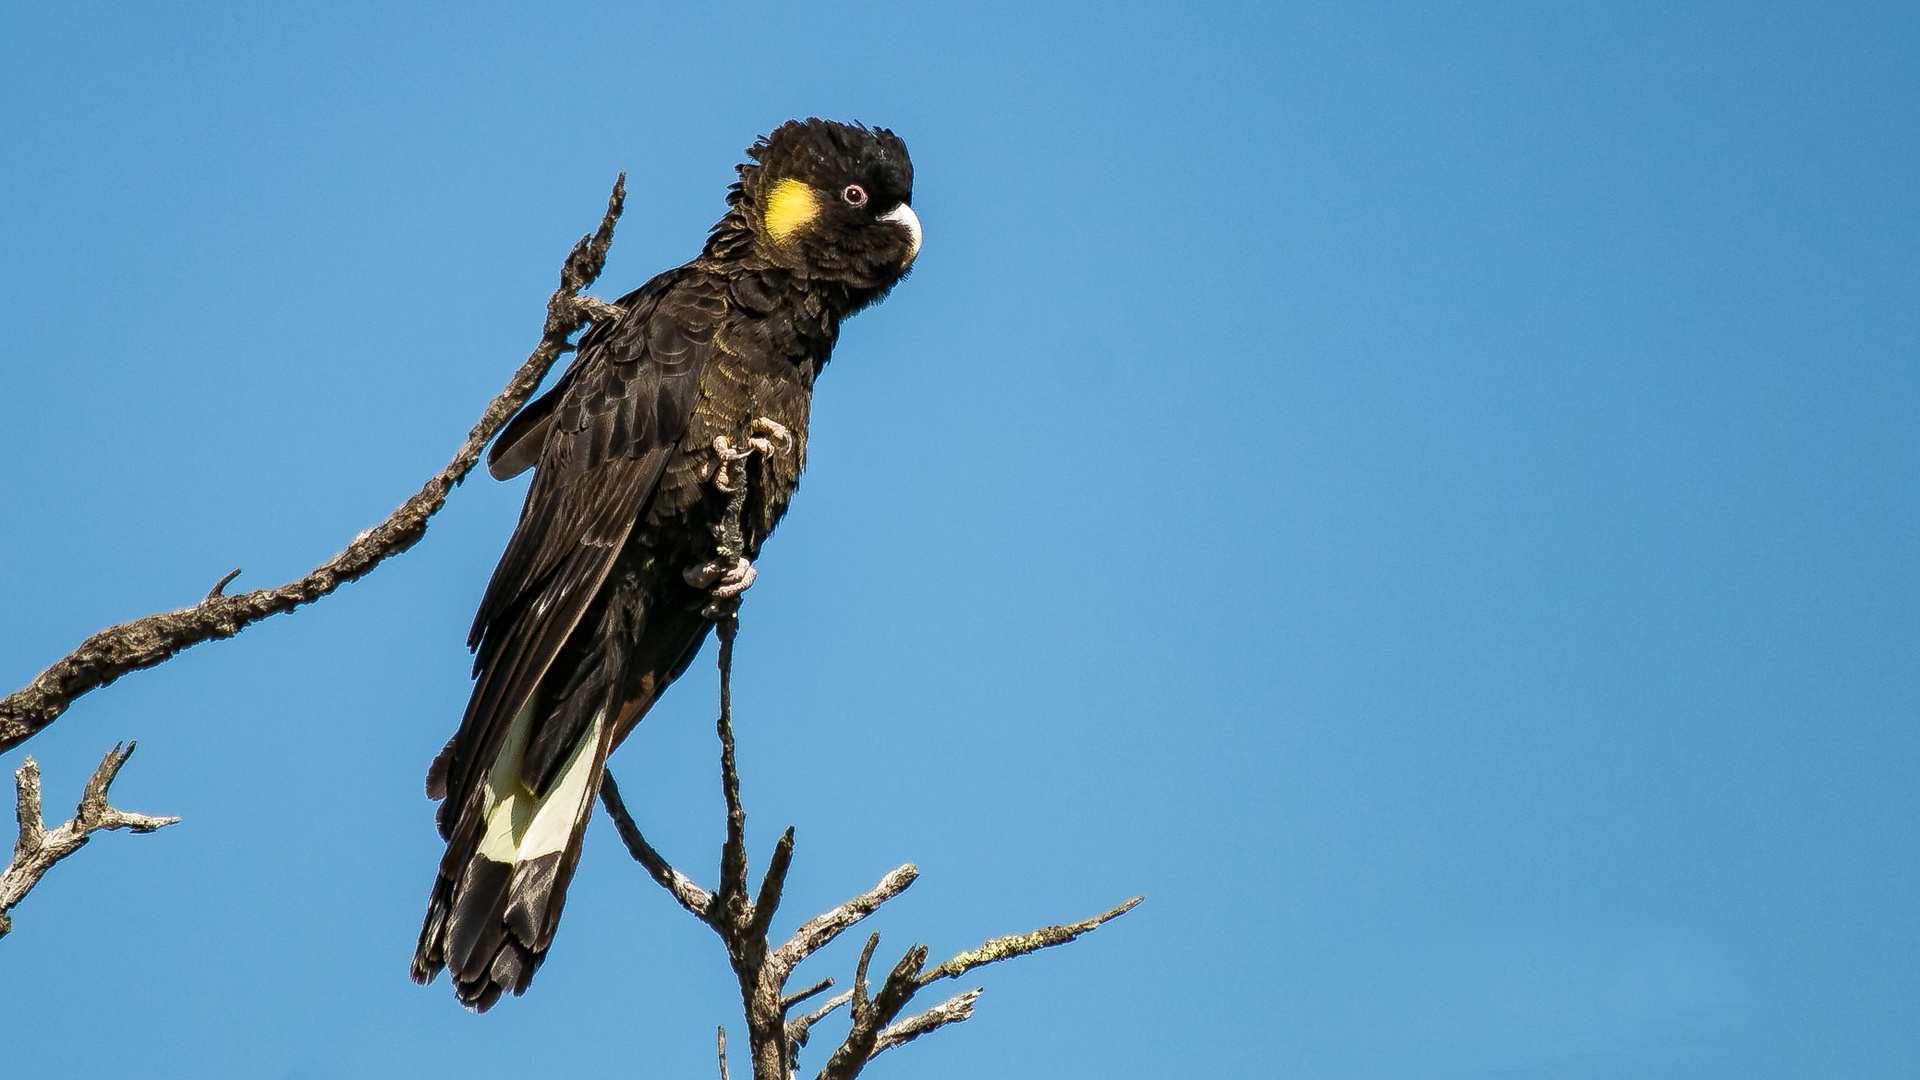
left=1, top=743, right=178, bottom=939
left=600, top=590, right=1140, bottom=1080
left=0, top=176, right=629, bottom=755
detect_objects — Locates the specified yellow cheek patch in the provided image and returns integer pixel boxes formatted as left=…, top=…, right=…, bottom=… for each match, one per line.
left=764, top=178, right=819, bottom=246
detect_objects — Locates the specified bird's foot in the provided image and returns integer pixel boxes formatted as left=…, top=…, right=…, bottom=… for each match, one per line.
left=745, top=416, right=794, bottom=458
left=684, top=555, right=757, bottom=618
left=696, top=417, right=788, bottom=615
left=710, top=418, right=794, bottom=493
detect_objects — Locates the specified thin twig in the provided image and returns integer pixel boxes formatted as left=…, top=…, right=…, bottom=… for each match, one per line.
left=782, top=977, right=836, bottom=1011
left=599, top=769, right=714, bottom=919
left=852, top=933, right=879, bottom=1010
left=872, top=990, right=981, bottom=1056
left=814, top=898, right=1143, bottom=1080
left=0, top=174, right=629, bottom=754
left=818, top=935, right=927, bottom=1080
left=600, top=611, right=1134, bottom=1080
left=0, top=742, right=178, bottom=939
left=771, top=864, right=918, bottom=968
left=918, top=896, right=1145, bottom=987
left=787, top=988, right=854, bottom=1052
left=749, top=826, right=794, bottom=941
left=205, top=568, right=243, bottom=601
left=709, top=618, right=795, bottom=1080
left=713, top=618, right=749, bottom=925
left=788, top=986, right=855, bottom=1074
left=717, top=1026, right=731, bottom=1080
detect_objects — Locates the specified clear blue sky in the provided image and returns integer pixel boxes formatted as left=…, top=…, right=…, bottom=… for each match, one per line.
left=2, top=2, right=1916, bottom=1077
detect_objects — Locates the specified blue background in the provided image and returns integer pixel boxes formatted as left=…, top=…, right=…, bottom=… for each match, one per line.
left=2, top=2, right=1916, bottom=1076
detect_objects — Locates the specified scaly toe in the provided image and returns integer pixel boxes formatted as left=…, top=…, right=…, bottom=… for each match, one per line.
left=748, top=417, right=794, bottom=455
left=710, top=558, right=757, bottom=599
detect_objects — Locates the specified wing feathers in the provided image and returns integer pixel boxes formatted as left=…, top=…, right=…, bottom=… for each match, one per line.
left=420, top=272, right=724, bottom=1007
left=487, top=380, right=566, bottom=481
left=439, top=450, right=663, bottom=840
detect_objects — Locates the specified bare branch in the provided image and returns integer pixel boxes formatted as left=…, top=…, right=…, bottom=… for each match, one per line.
left=782, top=977, right=836, bottom=1011
left=772, top=863, right=918, bottom=969
left=874, top=943, right=929, bottom=1021
left=717, top=1026, right=731, bottom=1080
left=599, top=769, right=713, bottom=920
left=600, top=428, right=1134, bottom=1078
left=1, top=742, right=178, bottom=939
left=794, top=989, right=853, bottom=1032
left=748, top=826, right=794, bottom=941
left=713, top=621, right=749, bottom=925
left=852, top=932, right=879, bottom=1008
left=786, top=989, right=854, bottom=1064
left=919, top=896, right=1144, bottom=987
left=205, top=568, right=243, bottom=601
left=0, top=174, right=630, bottom=754
left=872, top=989, right=981, bottom=1056
left=818, top=937, right=930, bottom=1080
left=813, top=899, right=1143, bottom=1080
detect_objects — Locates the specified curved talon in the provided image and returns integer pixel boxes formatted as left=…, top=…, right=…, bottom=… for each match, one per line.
left=746, top=417, right=794, bottom=457
left=710, top=435, right=752, bottom=493
left=694, top=419, right=785, bottom=618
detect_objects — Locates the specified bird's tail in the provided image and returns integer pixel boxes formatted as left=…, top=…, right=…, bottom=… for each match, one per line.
left=412, top=699, right=612, bottom=1011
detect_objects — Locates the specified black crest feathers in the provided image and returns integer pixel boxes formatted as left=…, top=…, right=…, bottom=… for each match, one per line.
left=741, top=118, right=913, bottom=194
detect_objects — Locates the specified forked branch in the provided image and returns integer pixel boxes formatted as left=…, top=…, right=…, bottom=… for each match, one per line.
left=599, top=607, right=1139, bottom=1080
left=1, top=742, right=178, bottom=939
left=820, top=896, right=1144, bottom=1077
left=0, top=174, right=631, bottom=754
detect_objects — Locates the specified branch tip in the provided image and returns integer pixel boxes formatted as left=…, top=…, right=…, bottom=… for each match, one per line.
left=873, top=988, right=983, bottom=1056
left=207, top=568, right=243, bottom=600
left=2, top=743, right=178, bottom=940
left=782, top=977, right=835, bottom=1011
left=920, top=895, right=1143, bottom=988
left=749, top=826, right=795, bottom=939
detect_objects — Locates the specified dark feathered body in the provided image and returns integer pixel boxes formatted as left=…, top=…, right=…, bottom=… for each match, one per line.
left=412, top=121, right=917, bottom=1010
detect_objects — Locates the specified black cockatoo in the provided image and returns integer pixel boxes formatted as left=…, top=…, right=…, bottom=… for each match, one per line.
left=412, top=119, right=920, bottom=1010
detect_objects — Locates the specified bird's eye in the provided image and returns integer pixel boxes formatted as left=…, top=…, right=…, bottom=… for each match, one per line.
left=841, top=184, right=868, bottom=208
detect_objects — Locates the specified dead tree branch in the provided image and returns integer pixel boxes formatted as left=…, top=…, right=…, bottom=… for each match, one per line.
left=601, top=770, right=713, bottom=919
left=600, top=437, right=1138, bottom=1077
left=1, top=742, right=177, bottom=940
left=0, top=174, right=630, bottom=755
left=601, top=657, right=1138, bottom=1079
left=818, top=896, right=1143, bottom=1076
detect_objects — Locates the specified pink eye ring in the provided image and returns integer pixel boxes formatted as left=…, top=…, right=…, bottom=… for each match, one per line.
left=842, top=184, right=868, bottom=207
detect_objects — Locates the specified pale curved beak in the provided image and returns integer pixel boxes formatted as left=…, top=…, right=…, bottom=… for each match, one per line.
left=881, top=202, right=922, bottom=265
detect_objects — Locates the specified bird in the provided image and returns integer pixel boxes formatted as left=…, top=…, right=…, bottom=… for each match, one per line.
left=411, top=119, right=920, bottom=1011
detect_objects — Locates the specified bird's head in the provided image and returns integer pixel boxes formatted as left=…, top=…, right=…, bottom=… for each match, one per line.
left=735, top=119, right=919, bottom=296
